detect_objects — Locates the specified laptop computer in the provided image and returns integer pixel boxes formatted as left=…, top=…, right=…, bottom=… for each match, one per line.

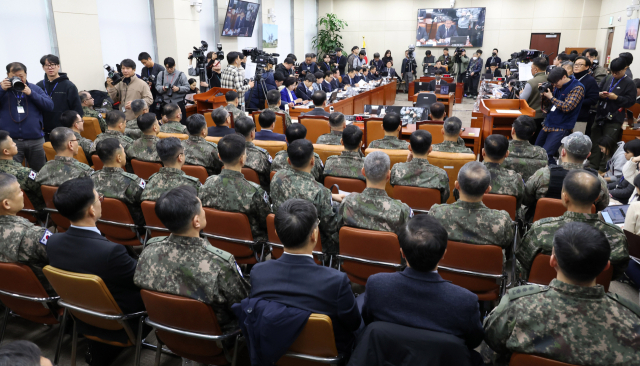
left=602, top=205, right=630, bottom=225
left=329, top=90, right=339, bottom=103
left=449, top=36, right=467, bottom=47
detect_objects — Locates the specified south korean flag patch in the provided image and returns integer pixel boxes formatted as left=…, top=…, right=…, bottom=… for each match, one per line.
left=263, top=191, right=269, bottom=204
left=139, top=179, right=146, bottom=189
left=235, top=261, right=244, bottom=278
left=267, top=154, right=273, bottom=163
left=28, top=170, right=37, bottom=181
left=409, top=208, right=414, bottom=218
left=40, top=230, right=53, bottom=245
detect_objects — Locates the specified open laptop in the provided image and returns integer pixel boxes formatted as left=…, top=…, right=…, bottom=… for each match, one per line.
left=602, top=205, right=630, bottom=225
left=449, top=36, right=467, bottom=47
left=329, top=90, right=339, bottom=103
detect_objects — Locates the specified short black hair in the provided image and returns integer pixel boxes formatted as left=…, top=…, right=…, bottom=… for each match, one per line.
left=359, top=50, right=366, bottom=56
left=624, top=139, right=640, bottom=157
left=6, top=62, right=27, bottom=74
left=305, top=73, right=316, bottom=83
left=443, top=117, right=462, bottom=136
left=575, top=56, right=591, bottom=68
left=0, top=173, right=18, bottom=202
left=53, top=177, right=95, bottom=222
left=351, top=46, right=359, bottom=52
left=106, top=110, right=125, bottom=128
left=156, top=137, right=183, bottom=163
left=311, top=90, right=326, bottom=106
left=532, top=57, right=548, bottom=70
left=0, top=130, right=10, bottom=145
left=425, top=50, right=431, bottom=56
left=355, top=66, right=362, bottom=73
left=285, top=123, right=307, bottom=143
left=288, top=139, right=314, bottom=168
left=329, top=112, right=345, bottom=128
left=597, top=135, right=617, bottom=156
left=284, top=57, right=294, bottom=65
left=557, top=53, right=570, bottom=62
left=553, top=222, right=610, bottom=282
left=342, top=125, right=363, bottom=150
left=227, top=51, right=240, bottom=65
left=610, top=58, right=627, bottom=73
left=493, top=48, right=498, bottom=52
left=259, top=110, right=276, bottom=128
left=547, top=66, right=567, bottom=84
left=619, top=52, right=634, bottom=66
left=186, top=114, right=206, bottom=135
left=0, top=340, right=43, bottom=366
left=410, top=130, right=432, bottom=155
left=274, top=72, right=285, bottom=82
left=235, top=116, right=255, bottom=137
left=274, top=199, right=319, bottom=249
left=314, top=71, right=324, bottom=80
left=131, top=99, right=147, bottom=115
left=324, top=70, right=333, bottom=78
left=164, top=57, right=176, bottom=68
left=347, top=68, right=356, bottom=74
left=120, top=58, right=136, bottom=70
left=138, top=52, right=151, bottom=61
left=382, top=113, right=401, bottom=132
left=563, top=170, right=600, bottom=206
left=484, top=134, right=509, bottom=160
left=218, top=134, right=246, bottom=165
left=59, top=110, right=80, bottom=128
left=156, top=185, right=201, bottom=233
left=584, top=48, right=598, bottom=57
left=39, top=54, right=60, bottom=66
left=49, top=127, right=75, bottom=152
left=225, top=90, right=238, bottom=102
left=429, top=102, right=445, bottom=119
left=96, top=138, right=123, bottom=163
left=397, top=215, right=448, bottom=272
left=284, top=77, right=297, bottom=88
left=512, top=115, right=537, bottom=140
left=163, top=103, right=180, bottom=119
left=267, top=90, right=281, bottom=106
left=458, top=161, right=490, bottom=198
left=490, top=62, right=497, bottom=67
left=137, top=113, right=157, bottom=132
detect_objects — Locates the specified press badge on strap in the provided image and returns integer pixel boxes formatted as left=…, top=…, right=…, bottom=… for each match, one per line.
left=17, top=106, right=25, bottom=114
left=550, top=105, right=556, bottom=112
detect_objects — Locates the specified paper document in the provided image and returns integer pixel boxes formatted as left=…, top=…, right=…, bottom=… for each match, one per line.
left=517, top=62, right=533, bottom=81
left=338, top=190, right=352, bottom=196
left=496, top=110, right=522, bottom=114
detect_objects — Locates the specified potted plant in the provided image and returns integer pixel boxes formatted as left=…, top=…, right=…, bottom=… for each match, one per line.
left=312, top=13, right=348, bottom=58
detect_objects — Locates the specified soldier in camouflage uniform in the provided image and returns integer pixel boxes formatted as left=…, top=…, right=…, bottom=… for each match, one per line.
left=159, top=103, right=187, bottom=134
left=316, top=112, right=346, bottom=145
left=89, top=111, right=134, bottom=171
left=323, top=125, right=365, bottom=181
left=224, top=90, right=247, bottom=123
left=502, top=116, right=548, bottom=181
left=429, top=161, right=514, bottom=249
left=367, top=113, right=409, bottom=149
left=36, top=127, right=94, bottom=186
left=140, top=137, right=201, bottom=201
left=59, top=110, right=92, bottom=158
left=0, top=173, right=54, bottom=295
left=235, top=117, right=273, bottom=192
left=483, top=222, right=640, bottom=366
left=126, top=113, right=161, bottom=163
left=91, top=138, right=146, bottom=226
left=134, top=186, right=250, bottom=334
left=182, top=114, right=223, bottom=175
left=524, top=132, right=609, bottom=212
left=124, top=99, right=149, bottom=140
left=266, top=89, right=292, bottom=128
left=199, top=134, right=271, bottom=243
left=390, top=130, right=450, bottom=203
left=0, top=132, right=44, bottom=210
left=80, top=91, right=107, bottom=132
left=271, top=140, right=340, bottom=254
left=431, top=117, right=473, bottom=153
left=517, top=170, right=628, bottom=282
left=271, top=124, right=324, bottom=183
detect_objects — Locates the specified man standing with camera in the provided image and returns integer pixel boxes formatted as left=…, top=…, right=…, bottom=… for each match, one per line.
left=107, top=59, right=153, bottom=121
left=221, top=52, right=254, bottom=108
left=0, top=62, right=53, bottom=171
left=451, top=48, right=469, bottom=83
left=401, top=49, right=417, bottom=94
left=536, top=67, right=585, bottom=165
left=275, top=57, right=295, bottom=78
left=138, top=52, right=165, bottom=117
left=583, top=49, right=607, bottom=85
left=156, top=57, right=190, bottom=124
left=519, top=57, right=548, bottom=143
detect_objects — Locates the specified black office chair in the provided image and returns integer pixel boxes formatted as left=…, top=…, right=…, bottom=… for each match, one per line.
left=415, top=93, right=438, bottom=109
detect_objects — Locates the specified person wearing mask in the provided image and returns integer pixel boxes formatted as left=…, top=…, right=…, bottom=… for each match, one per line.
left=401, top=51, right=417, bottom=93
left=155, top=57, right=190, bottom=124
left=573, top=56, right=599, bottom=137
left=583, top=48, right=607, bottom=85
left=275, top=57, right=295, bottom=78
left=485, top=49, right=501, bottom=71
left=221, top=52, right=255, bottom=108
left=107, top=59, right=153, bottom=121
left=466, top=52, right=483, bottom=98
left=519, top=57, right=549, bottom=143
left=138, top=52, right=165, bottom=116
left=427, top=70, right=446, bottom=92
left=334, top=48, right=348, bottom=76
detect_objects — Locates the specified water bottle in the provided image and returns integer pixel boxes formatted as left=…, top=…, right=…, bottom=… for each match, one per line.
left=330, top=106, right=334, bottom=113
left=380, top=107, right=386, bottom=117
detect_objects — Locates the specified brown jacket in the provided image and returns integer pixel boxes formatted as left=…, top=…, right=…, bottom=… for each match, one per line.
left=107, top=75, right=153, bottom=120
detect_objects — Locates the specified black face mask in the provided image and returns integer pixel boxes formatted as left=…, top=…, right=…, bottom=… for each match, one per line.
left=492, top=52, right=497, bottom=56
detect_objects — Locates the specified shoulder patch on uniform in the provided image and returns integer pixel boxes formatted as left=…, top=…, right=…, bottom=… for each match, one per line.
left=204, top=140, right=217, bottom=148
left=263, top=191, right=270, bottom=204
left=39, top=229, right=53, bottom=245
left=28, top=170, right=37, bottom=180
left=205, top=244, right=233, bottom=261
left=409, top=208, right=414, bottom=218
left=235, top=261, right=244, bottom=278
left=146, top=236, right=168, bottom=246
left=257, top=146, right=267, bottom=153
left=122, top=136, right=134, bottom=143
left=267, top=154, right=273, bottom=163
left=184, top=174, right=201, bottom=185
left=138, top=179, right=146, bottom=189
left=508, top=285, right=547, bottom=301
left=119, top=171, right=139, bottom=181
left=607, top=292, right=640, bottom=318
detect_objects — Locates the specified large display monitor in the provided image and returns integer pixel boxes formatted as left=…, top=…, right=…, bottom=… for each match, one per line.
left=415, top=8, right=486, bottom=48
left=221, top=0, right=260, bottom=37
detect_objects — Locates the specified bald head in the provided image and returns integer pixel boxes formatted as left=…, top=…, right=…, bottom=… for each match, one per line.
left=562, top=170, right=600, bottom=208
left=458, top=161, right=491, bottom=198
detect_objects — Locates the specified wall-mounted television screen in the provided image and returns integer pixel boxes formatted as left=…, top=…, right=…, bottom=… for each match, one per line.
left=221, top=0, right=260, bottom=37
left=415, top=8, right=486, bottom=47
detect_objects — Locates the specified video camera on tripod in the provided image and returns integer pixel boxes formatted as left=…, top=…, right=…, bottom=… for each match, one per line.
left=190, top=41, right=224, bottom=92
left=242, top=47, right=279, bottom=82
left=499, top=49, right=546, bottom=79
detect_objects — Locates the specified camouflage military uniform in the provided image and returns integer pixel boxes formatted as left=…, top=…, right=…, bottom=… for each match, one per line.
left=482, top=280, right=640, bottom=366
left=35, top=156, right=93, bottom=186
left=127, top=135, right=161, bottom=163
left=367, top=136, right=409, bottom=150
left=245, top=141, right=273, bottom=192
left=82, top=106, right=106, bottom=132
left=271, top=169, right=338, bottom=253
left=73, top=131, right=92, bottom=158
left=0, top=215, right=54, bottom=295
left=140, top=167, right=201, bottom=201
left=323, top=151, right=365, bottom=181
left=429, top=200, right=514, bottom=248
left=267, top=105, right=292, bottom=128
left=160, top=121, right=187, bottom=134
left=271, top=150, right=324, bottom=183
left=125, top=119, right=142, bottom=140
left=523, top=162, right=609, bottom=211
left=0, top=159, right=44, bottom=210
left=390, top=158, right=449, bottom=203
left=199, top=169, right=271, bottom=242
left=431, top=137, right=473, bottom=153
left=182, top=136, right=223, bottom=176
left=134, top=234, right=250, bottom=333
left=316, top=130, right=343, bottom=145
left=516, top=211, right=629, bottom=281
left=483, top=162, right=524, bottom=209
left=91, top=167, right=146, bottom=226
left=89, top=130, right=134, bottom=155
left=502, top=139, right=548, bottom=182
left=224, top=103, right=247, bottom=122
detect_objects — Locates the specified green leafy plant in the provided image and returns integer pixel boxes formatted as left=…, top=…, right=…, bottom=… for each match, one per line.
left=312, top=13, right=348, bottom=57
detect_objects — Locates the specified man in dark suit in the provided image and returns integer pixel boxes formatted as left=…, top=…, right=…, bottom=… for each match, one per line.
left=275, top=57, right=295, bottom=78
left=331, top=69, right=342, bottom=90
left=207, top=107, right=235, bottom=137
left=427, top=70, right=447, bottom=92
left=295, top=73, right=315, bottom=101
left=322, top=71, right=334, bottom=93
left=436, top=18, right=458, bottom=42
left=250, top=199, right=362, bottom=353
left=361, top=214, right=484, bottom=350
left=254, top=109, right=286, bottom=142
left=341, top=68, right=357, bottom=88
left=302, top=90, right=331, bottom=118
left=335, top=48, right=348, bottom=76
left=300, top=53, right=319, bottom=77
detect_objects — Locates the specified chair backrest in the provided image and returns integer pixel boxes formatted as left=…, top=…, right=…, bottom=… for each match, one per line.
left=533, top=198, right=596, bottom=222
left=81, top=117, right=102, bottom=141
left=205, top=136, right=222, bottom=145
left=140, top=290, right=227, bottom=365
left=157, top=132, right=189, bottom=140
left=276, top=314, right=339, bottom=366
left=252, top=111, right=287, bottom=134
left=241, top=168, right=261, bottom=186
left=43, top=142, right=56, bottom=161
left=91, top=155, right=104, bottom=170
left=300, top=116, right=331, bottom=143
left=363, top=117, right=385, bottom=148
left=204, top=110, right=215, bottom=128
left=324, top=176, right=366, bottom=194
left=0, top=263, right=59, bottom=325
left=182, top=165, right=208, bottom=184
left=392, top=185, right=441, bottom=212
left=417, top=121, right=445, bottom=145
left=41, top=185, right=70, bottom=231
left=96, top=198, right=138, bottom=245
left=364, top=148, right=410, bottom=197
left=141, top=201, right=169, bottom=238
left=427, top=151, right=476, bottom=204
left=253, top=139, right=288, bottom=159
left=482, top=193, right=517, bottom=221
left=338, top=227, right=403, bottom=286
left=624, top=229, right=640, bottom=260
left=202, top=208, right=256, bottom=264
left=18, top=191, right=37, bottom=223
left=439, top=241, right=504, bottom=301
left=528, top=254, right=613, bottom=292
left=267, top=214, right=322, bottom=264
left=75, top=147, right=90, bottom=165
left=131, top=159, right=162, bottom=180
left=509, top=353, right=577, bottom=366
left=415, top=93, right=438, bottom=109
left=313, top=144, right=345, bottom=164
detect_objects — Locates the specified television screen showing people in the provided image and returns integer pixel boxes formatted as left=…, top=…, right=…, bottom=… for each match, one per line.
left=221, top=0, right=260, bottom=37
left=415, top=8, right=486, bottom=47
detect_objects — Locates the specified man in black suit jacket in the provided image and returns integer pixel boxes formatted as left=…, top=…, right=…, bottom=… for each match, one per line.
left=361, top=214, right=484, bottom=350
left=427, top=70, right=447, bottom=92
left=341, top=69, right=357, bottom=88
left=436, top=19, right=458, bottom=42
left=254, top=110, right=286, bottom=142
left=207, top=107, right=236, bottom=137
left=302, top=90, right=331, bottom=118
left=331, top=70, right=342, bottom=90
left=250, top=199, right=361, bottom=353
left=296, top=74, right=315, bottom=101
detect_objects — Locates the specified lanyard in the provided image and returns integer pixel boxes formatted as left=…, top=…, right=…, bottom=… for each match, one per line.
left=45, top=82, right=58, bottom=98
left=324, top=62, right=330, bottom=70
left=11, top=91, right=25, bottom=106
left=337, top=56, right=341, bottom=64
left=609, top=75, right=625, bottom=93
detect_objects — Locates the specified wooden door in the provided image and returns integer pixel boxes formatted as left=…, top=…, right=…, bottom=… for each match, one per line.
left=605, top=28, right=615, bottom=67
left=530, top=33, right=561, bottom=65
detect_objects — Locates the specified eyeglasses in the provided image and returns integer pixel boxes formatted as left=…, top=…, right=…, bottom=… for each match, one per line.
left=44, top=64, right=59, bottom=69
left=574, top=63, right=586, bottom=67
left=68, top=139, right=78, bottom=143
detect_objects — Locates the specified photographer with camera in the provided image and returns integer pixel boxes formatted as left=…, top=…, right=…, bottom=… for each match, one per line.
left=246, top=58, right=278, bottom=110
left=588, top=58, right=637, bottom=171
left=155, top=57, right=190, bottom=124
left=221, top=52, right=254, bottom=107
left=138, top=52, right=165, bottom=116
left=106, top=59, right=153, bottom=121
left=275, top=57, right=295, bottom=78
left=485, top=49, right=501, bottom=71
left=401, top=48, right=417, bottom=93
left=437, top=48, right=453, bottom=71
left=536, top=67, right=585, bottom=164
left=0, top=62, right=53, bottom=171
left=519, top=57, right=548, bottom=142
left=583, top=49, right=607, bottom=85
left=451, top=48, right=469, bottom=83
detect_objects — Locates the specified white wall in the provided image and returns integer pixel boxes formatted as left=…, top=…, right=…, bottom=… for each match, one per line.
left=303, top=0, right=317, bottom=54
left=200, top=0, right=217, bottom=48
left=262, top=0, right=293, bottom=61
left=595, top=0, right=640, bottom=77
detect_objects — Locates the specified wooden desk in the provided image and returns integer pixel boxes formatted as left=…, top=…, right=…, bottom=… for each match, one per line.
left=193, top=87, right=233, bottom=114
left=411, top=92, right=455, bottom=117
left=408, top=77, right=454, bottom=101
left=622, top=128, right=640, bottom=143
left=478, top=99, right=535, bottom=142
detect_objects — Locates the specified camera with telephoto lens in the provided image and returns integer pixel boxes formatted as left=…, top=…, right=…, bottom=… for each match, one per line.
left=163, top=83, right=173, bottom=97
left=190, top=41, right=209, bottom=63
left=242, top=47, right=279, bottom=82
left=142, top=74, right=156, bottom=83
left=538, top=81, right=552, bottom=94
left=8, top=76, right=25, bottom=91
left=104, top=64, right=122, bottom=85
left=590, top=59, right=599, bottom=72
left=454, top=47, right=466, bottom=63
left=407, top=45, right=416, bottom=61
